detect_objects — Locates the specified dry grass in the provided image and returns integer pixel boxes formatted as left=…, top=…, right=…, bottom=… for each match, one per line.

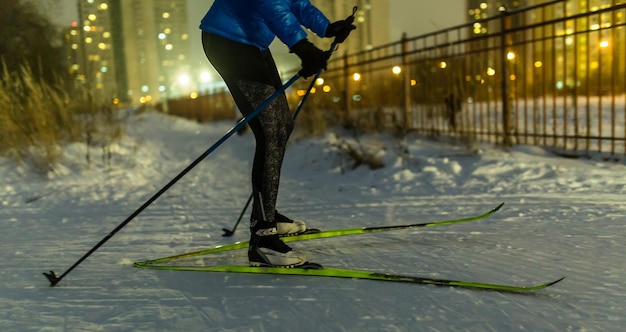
left=0, top=63, right=125, bottom=173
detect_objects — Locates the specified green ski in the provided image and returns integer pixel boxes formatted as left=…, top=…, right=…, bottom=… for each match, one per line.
left=133, top=263, right=565, bottom=292
left=136, top=203, right=504, bottom=265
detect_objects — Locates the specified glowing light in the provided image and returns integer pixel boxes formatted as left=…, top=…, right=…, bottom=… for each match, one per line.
left=190, top=92, right=199, bottom=99
left=353, top=73, right=361, bottom=81
left=507, top=52, right=515, bottom=60
left=178, top=74, right=191, bottom=86
left=315, top=78, right=324, bottom=85
left=534, top=61, right=543, bottom=68
left=486, top=67, right=496, bottom=76
left=600, top=40, right=609, bottom=48
left=392, top=66, right=402, bottom=74
left=439, top=61, right=447, bottom=69
left=200, top=71, right=211, bottom=82
left=322, top=85, right=331, bottom=92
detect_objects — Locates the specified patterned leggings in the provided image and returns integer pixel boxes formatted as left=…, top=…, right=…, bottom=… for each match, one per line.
left=202, top=32, right=294, bottom=224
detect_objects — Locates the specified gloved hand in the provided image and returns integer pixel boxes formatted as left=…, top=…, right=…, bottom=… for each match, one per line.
left=325, top=15, right=356, bottom=43
left=290, top=39, right=331, bottom=78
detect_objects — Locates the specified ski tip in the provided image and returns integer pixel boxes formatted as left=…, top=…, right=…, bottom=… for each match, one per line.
left=493, top=202, right=505, bottom=212
left=43, top=270, right=60, bottom=287
left=546, top=276, right=566, bottom=287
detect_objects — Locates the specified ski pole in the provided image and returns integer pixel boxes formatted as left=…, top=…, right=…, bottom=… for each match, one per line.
left=43, top=73, right=302, bottom=287
left=221, top=6, right=358, bottom=237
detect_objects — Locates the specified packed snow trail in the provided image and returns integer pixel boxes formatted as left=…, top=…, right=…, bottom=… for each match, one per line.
left=1, top=111, right=625, bottom=331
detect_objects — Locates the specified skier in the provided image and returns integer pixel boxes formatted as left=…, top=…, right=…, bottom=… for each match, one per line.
left=200, top=1, right=355, bottom=268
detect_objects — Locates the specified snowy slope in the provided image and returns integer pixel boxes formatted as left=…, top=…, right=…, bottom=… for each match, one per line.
left=1, top=111, right=625, bottom=331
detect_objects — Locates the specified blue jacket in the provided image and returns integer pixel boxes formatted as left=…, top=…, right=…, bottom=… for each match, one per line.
left=200, top=0, right=330, bottom=50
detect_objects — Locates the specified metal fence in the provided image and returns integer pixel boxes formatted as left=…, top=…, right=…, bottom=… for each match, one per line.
left=164, top=1, right=626, bottom=158
left=287, top=0, right=626, bottom=157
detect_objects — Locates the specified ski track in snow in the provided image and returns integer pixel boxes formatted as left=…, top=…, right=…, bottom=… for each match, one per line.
left=1, top=111, right=625, bottom=331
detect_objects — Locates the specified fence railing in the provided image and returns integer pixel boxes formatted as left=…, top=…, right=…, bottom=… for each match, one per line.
left=287, top=0, right=626, bottom=157
left=165, top=0, right=626, bottom=158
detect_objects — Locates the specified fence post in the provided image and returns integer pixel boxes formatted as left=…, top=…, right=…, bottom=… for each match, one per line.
left=500, top=10, right=513, bottom=147
left=401, top=33, right=411, bottom=131
left=343, top=53, right=352, bottom=126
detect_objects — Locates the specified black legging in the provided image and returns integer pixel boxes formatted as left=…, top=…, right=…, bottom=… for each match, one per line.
left=202, top=31, right=294, bottom=224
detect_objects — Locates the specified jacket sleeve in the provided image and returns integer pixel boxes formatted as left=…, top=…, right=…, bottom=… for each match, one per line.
left=255, top=0, right=329, bottom=48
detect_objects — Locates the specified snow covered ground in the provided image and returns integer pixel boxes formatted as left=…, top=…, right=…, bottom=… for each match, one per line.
left=1, top=110, right=625, bottom=331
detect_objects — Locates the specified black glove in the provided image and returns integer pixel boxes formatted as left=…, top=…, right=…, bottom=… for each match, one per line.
left=290, top=39, right=330, bottom=78
left=325, top=16, right=356, bottom=43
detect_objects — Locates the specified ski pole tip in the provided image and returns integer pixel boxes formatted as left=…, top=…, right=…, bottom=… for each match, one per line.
left=43, top=270, right=61, bottom=287
left=222, top=228, right=235, bottom=237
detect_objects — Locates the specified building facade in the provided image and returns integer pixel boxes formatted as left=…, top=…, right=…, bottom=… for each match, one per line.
left=466, top=0, right=625, bottom=92
left=71, top=0, right=190, bottom=105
